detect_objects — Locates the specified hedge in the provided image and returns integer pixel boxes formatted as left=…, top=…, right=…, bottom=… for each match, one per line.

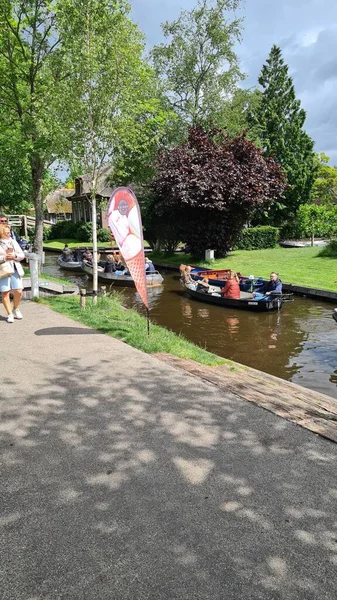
left=235, top=226, right=279, bottom=250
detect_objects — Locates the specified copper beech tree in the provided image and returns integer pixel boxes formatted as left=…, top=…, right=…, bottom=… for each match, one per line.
left=151, top=127, right=287, bottom=258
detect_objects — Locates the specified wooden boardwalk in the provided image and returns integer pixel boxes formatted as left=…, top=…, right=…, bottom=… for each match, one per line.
left=156, top=353, right=337, bottom=444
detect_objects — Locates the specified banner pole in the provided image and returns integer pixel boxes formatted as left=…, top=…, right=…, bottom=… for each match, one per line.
left=146, top=308, right=150, bottom=336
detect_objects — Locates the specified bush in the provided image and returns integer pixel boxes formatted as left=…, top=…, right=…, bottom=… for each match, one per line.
left=27, top=226, right=52, bottom=241
left=279, top=220, right=304, bottom=240
left=49, top=220, right=79, bottom=239
left=318, top=240, right=337, bottom=258
left=235, top=226, right=279, bottom=250
left=97, top=228, right=111, bottom=242
left=76, top=221, right=93, bottom=242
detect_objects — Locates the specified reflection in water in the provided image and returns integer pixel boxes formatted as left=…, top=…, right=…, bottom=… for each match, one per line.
left=43, top=253, right=337, bottom=399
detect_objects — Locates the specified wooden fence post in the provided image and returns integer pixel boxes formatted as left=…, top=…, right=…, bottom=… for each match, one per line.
left=80, top=289, right=87, bottom=309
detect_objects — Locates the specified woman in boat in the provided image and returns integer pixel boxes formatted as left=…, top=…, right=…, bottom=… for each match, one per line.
left=221, top=271, right=240, bottom=300
left=196, top=277, right=210, bottom=293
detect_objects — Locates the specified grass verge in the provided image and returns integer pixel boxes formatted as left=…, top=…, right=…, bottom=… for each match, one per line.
left=40, top=293, right=225, bottom=367
left=44, top=239, right=109, bottom=249
left=152, top=246, right=337, bottom=293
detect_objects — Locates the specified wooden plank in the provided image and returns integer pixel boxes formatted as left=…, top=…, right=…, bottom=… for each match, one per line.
left=155, top=353, right=337, bottom=444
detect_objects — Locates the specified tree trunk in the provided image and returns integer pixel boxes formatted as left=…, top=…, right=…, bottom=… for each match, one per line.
left=31, top=158, right=44, bottom=257
left=92, top=194, right=98, bottom=305
left=311, top=229, right=314, bottom=247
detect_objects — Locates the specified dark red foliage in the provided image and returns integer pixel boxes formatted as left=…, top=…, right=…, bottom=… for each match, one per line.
left=151, top=127, right=287, bottom=258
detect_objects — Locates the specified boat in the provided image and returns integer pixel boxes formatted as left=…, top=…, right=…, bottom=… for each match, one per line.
left=190, top=267, right=266, bottom=291
left=279, top=240, right=328, bottom=248
left=57, top=256, right=83, bottom=272
left=81, top=261, right=164, bottom=287
left=183, top=283, right=286, bottom=312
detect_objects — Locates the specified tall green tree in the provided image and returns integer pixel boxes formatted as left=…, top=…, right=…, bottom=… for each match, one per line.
left=57, top=0, right=173, bottom=298
left=249, top=45, right=315, bottom=225
left=311, top=153, right=337, bottom=205
left=0, top=0, right=71, bottom=254
left=150, top=0, right=244, bottom=134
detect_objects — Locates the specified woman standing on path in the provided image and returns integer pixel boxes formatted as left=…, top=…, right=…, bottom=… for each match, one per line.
left=0, top=223, right=25, bottom=323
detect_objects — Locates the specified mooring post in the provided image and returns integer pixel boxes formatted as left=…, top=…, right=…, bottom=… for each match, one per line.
left=80, top=288, right=87, bottom=309
left=28, top=252, right=40, bottom=298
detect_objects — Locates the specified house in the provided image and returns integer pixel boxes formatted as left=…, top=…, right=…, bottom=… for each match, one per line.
left=70, top=165, right=114, bottom=228
left=45, top=188, right=74, bottom=223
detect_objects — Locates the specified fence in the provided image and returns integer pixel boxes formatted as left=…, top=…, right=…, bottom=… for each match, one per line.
left=7, top=215, right=54, bottom=238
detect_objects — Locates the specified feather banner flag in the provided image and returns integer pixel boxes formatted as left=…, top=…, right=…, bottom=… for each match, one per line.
left=106, top=187, right=148, bottom=309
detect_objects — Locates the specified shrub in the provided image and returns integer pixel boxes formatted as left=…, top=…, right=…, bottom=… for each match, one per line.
left=76, top=221, right=93, bottom=242
left=49, top=220, right=78, bottom=239
left=235, top=226, right=279, bottom=250
left=318, top=240, right=337, bottom=258
left=27, top=226, right=52, bottom=241
left=279, top=220, right=304, bottom=240
left=97, top=228, right=111, bottom=242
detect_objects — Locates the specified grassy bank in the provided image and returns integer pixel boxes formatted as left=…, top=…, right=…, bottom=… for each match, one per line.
left=41, top=293, right=225, bottom=367
left=153, top=246, right=337, bottom=293
left=44, top=239, right=109, bottom=249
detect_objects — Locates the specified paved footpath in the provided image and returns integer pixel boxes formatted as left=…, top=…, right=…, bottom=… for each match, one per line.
left=1, top=301, right=337, bottom=600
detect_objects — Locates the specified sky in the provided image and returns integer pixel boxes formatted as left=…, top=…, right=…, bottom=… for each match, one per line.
left=129, top=0, right=337, bottom=164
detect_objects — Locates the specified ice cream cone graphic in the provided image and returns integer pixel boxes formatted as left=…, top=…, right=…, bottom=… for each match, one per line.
left=107, top=187, right=149, bottom=309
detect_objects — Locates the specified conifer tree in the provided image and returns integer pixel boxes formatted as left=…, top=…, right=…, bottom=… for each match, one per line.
left=249, top=45, right=315, bottom=225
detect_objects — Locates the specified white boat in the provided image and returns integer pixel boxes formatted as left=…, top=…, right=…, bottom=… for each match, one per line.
left=57, top=256, right=83, bottom=272
left=82, top=261, right=164, bottom=287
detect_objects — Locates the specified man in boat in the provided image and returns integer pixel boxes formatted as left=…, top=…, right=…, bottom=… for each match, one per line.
left=253, top=272, right=282, bottom=299
left=180, top=264, right=195, bottom=286
left=145, top=257, right=156, bottom=274
left=104, top=254, right=116, bottom=273
left=62, top=244, right=73, bottom=262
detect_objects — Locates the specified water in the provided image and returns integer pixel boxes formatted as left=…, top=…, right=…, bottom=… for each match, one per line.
left=43, top=253, right=337, bottom=400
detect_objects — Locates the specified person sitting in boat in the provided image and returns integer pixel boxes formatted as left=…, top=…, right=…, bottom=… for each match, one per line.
left=104, top=254, right=116, bottom=273
left=62, top=244, right=73, bottom=262
left=145, top=257, right=156, bottom=274
left=220, top=271, right=240, bottom=299
left=253, top=272, right=282, bottom=299
left=180, top=264, right=194, bottom=285
left=72, top=248, right=81, bottom=262
left=84, top=251, right=93, bottom=265
left=196, top=277, right=210, bottom=293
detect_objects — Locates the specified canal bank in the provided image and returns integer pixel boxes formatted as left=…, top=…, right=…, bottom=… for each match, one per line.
left=2, top=300, right=337, bottom=600
left=152, top=259, right=337, bottom=303
left=39, top=253, right=337, bottom=401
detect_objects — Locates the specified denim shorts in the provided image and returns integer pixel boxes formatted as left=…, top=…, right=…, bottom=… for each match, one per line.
left=0, top=270, right=23, bottom=293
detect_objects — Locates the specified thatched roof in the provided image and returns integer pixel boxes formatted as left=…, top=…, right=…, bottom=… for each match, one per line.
left=45, top=189, right=74, bottom=214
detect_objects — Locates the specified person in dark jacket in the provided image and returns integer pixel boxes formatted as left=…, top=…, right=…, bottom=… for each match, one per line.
left=253, top=272, right=282, bottom=299
left=104, top=255, right=116, bottom=273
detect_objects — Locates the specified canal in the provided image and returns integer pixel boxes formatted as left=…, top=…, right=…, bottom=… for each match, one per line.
left=43, top=252, right=337, bottom=400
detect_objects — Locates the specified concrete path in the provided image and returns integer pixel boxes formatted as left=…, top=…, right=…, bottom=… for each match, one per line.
left=1, top=301, right=337, bottom=600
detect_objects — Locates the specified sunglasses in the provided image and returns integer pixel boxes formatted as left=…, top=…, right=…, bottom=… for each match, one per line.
left=0, top=219, right=8, bottom=223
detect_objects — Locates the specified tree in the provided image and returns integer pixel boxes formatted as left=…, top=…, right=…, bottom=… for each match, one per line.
left=57, top=0, right=173, bottom=298
left=248, top=45, right=315, bottom=225
left=311, top=153, right=337, bottom=205
left=150, top=0, right=244, bottom=133
left=151, top=127, right=287, bottom=258
left=0, top=1, right=71, bottom=255
left=0, top=124, right=31, bottom=214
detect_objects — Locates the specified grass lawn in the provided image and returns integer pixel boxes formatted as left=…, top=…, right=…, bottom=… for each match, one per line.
left=40, top=293, right=225, bottom=367
left=44, top=239, right=110, bottom=249
left=152, top=246, right=337, bottom=293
